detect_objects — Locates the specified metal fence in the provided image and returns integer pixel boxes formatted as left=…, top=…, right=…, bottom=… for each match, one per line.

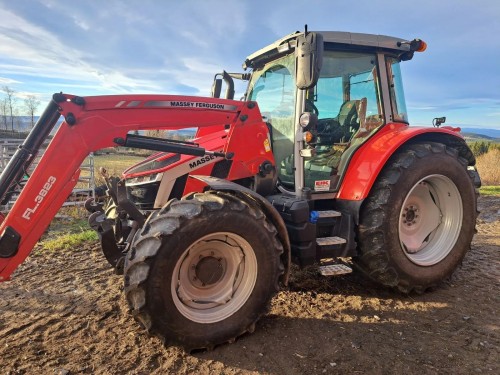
left=0, top=138, right=96, bottom=210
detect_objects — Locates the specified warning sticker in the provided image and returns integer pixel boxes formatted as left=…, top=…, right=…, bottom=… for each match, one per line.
left=314, top=180, right=331, bottom=192
left=264, top=138, right=271, bottom=152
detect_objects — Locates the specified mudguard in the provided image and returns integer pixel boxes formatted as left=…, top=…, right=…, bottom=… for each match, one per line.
left=337, top=123, right=469, bottom=201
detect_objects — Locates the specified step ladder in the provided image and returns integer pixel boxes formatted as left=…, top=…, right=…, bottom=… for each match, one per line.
left=318, top=263, right=353, bottom=276
left=315, top=209, right=352, bottom=276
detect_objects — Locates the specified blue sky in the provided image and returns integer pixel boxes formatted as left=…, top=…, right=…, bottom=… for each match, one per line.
left=0, top=0, right=499, bottom=129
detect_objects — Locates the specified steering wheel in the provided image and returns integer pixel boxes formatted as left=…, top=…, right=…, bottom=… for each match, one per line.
left=305, top=99, right=319, bottom=116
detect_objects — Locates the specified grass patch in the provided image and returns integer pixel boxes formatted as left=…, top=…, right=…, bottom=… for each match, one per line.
left=41, top=230, right=98, bottom=252
left=476, top=149, right=500, bottom=185
left=38, top=207, right=99, bottom=252
left=480, top=186, right=500, bottom=196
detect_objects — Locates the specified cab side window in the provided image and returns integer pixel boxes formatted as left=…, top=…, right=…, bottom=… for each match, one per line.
left=386, top=57, right=409, bottom=123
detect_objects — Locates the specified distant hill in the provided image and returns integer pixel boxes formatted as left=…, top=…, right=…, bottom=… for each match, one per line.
left=462, top=133, right=499, bottom=143
left=460, top=127, right=500, bottom=140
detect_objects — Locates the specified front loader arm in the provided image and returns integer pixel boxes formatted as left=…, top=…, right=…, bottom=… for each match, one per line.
left=0, top=93, right=270, bottom=281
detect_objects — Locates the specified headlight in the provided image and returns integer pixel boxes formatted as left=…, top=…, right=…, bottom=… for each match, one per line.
left=299, top=112, right=318, bottom=129
left=300, top=112, right=312, bottom=128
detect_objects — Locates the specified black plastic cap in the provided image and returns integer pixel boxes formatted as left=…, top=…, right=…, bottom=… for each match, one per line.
left=72, top=96, right=85, bottom=106
left=53, top=93, right=67, bottom=103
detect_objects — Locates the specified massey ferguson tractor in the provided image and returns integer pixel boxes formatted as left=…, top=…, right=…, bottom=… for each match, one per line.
left=0, top=30, right=480, bottom=350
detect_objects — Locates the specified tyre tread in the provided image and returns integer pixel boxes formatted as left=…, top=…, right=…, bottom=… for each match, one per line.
left=124, top=191, right=284, bottom=350
left=354, top=142, right=478, bottom=293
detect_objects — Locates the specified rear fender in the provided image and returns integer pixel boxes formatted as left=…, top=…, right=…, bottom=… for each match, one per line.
left=337, top=124, right=470, bottom=201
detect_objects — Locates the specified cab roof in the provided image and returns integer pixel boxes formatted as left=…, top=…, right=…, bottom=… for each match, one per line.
left=243, top=31, right=412, bottom=70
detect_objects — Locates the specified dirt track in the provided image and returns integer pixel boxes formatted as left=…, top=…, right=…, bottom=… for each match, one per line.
left=0, top=196, right=498, bottom=374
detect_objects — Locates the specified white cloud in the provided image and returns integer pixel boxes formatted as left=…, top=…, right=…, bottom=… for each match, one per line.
left=0, top=76, right=21, bottom=85
left=0, top=7, right=169, bottom=95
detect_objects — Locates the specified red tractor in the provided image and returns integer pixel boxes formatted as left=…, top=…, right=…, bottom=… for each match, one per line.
left=0, top=30, right=480, bottom=350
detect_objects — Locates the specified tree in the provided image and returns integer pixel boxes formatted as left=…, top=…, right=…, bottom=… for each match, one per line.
left=24, top=95, right=41, bottom=128
left=0, top=98, right=7, bottom=130
left=2, top=86, right=16, bottom=131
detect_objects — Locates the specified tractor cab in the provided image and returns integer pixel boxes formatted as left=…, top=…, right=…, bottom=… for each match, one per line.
left=243, top=31, right=426, bottom=197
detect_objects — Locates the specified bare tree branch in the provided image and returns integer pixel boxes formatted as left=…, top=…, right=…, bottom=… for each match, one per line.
left=2, top=86, right=17, bottom=131
left=0, top=98, right=8, bottom=130
left=24, top=95, right=41, bottom=128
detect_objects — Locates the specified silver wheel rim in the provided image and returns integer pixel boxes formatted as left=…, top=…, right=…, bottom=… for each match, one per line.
left=171, top=232, right=257, bottom=324
left=399, top=174, right=463, bottom=266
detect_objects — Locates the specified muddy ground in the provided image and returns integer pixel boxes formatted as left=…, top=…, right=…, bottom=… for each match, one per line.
left=0, top=196, right=498, bottom=374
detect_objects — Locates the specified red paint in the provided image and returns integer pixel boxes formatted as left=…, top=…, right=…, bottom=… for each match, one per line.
left=0, top=95, right=273, bottom=281
left=337, top=123, right=464, bottom=200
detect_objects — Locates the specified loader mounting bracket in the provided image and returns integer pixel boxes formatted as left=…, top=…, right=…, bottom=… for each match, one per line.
left=0, top=227, right=21, bottom=258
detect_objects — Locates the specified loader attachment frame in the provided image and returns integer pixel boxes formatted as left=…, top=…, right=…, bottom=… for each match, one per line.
left=0, top=93, right=273, bottom=281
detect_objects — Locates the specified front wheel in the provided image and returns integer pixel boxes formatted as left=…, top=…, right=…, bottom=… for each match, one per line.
left=354, top=142, right=478, bottom=292
left=124, top=191, right=284, bottom=350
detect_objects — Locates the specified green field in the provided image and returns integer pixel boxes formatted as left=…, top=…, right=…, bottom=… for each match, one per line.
left=93, top=153, right=146, bottom=174
left=80, top=153, right=147, bottom=186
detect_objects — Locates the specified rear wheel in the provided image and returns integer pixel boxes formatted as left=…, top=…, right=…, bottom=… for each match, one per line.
left=354, top=142, right=477, bottom=292
left=124, top=191, right=284, bottom=350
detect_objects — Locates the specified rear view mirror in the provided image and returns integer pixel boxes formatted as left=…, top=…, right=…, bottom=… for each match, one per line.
left=295, top=32, right=323, bottom=90
left=211, top=71, right=235, bottom=99
left=211, top=78, right=222, bottom=98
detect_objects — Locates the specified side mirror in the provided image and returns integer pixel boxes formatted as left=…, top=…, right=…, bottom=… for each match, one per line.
left=295, top=32, right=323, bottom=90
left=211, top=71, right=235, bottom=99
left=222, top=71, right=235, bottom=100
left=211, top=77, right=222, bottom=98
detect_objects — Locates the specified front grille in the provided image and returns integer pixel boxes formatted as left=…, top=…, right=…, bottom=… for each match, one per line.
left=127, top=181, right=160, bottom=210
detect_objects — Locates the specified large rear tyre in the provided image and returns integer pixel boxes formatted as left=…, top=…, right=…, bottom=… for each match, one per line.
left=124, top=191, right=284, bottom=350
left=354, top=142, right=478, bottom=293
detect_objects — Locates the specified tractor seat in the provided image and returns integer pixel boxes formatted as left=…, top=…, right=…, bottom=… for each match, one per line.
left=316, top=99, right=362, bottom=144
left=337, top=100, right=360, bottom=127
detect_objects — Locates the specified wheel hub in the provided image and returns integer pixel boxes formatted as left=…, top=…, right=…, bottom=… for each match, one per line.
left=402, top=204, right=420, bottom=227
left=191, top=254, right=225, bottom=287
